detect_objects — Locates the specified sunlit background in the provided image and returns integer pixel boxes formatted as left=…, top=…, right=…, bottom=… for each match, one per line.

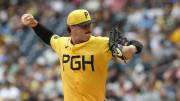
left=0, top=0, right=180, bottom=101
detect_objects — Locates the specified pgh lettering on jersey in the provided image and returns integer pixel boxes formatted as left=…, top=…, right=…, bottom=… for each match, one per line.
left=50, top=35, right=112, bottom=101
left=63, top=54, right=94, bottom=71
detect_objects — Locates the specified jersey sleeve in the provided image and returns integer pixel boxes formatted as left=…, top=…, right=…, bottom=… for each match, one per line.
left=96, top=37, right=112, bottom=62
left=103, top=37, right=112, bottom=60
left=50, top=34, right=61, bottom=52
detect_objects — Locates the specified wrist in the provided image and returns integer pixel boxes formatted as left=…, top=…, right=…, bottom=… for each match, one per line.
left=129, top=45, right=137, bottom=54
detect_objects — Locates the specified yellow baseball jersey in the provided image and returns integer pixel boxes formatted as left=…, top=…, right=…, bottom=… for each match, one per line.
left=50, top=35, right=112, bottom=101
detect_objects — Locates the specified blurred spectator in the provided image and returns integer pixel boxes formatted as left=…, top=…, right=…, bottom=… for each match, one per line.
left=0, top=81, right=21, bottom=100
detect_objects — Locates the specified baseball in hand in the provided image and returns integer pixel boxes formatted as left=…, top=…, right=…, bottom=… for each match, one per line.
left=21, top=14, right=33, bottom=25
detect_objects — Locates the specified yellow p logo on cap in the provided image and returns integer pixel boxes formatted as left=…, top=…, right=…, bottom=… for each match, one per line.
left=67, top=9, right=93, bottom=26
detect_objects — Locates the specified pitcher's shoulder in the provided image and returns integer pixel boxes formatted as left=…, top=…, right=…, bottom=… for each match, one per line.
left=91, top=36, right=109, bottom=41
left=51, top=35, right=70, bottom=41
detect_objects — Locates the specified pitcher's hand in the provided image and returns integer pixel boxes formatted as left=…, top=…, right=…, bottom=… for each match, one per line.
left=21, top=14, right=38, bottom=27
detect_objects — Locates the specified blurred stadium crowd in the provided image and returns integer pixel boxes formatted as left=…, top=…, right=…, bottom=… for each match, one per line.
left=0, top=0, right=180, bottom=101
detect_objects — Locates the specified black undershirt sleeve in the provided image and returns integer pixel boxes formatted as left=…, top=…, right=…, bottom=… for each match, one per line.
left=32, top=23, right=54, bottom=45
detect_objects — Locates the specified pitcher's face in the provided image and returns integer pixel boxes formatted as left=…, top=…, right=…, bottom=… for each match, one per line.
left=70, top=24, right=92, bottom=44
